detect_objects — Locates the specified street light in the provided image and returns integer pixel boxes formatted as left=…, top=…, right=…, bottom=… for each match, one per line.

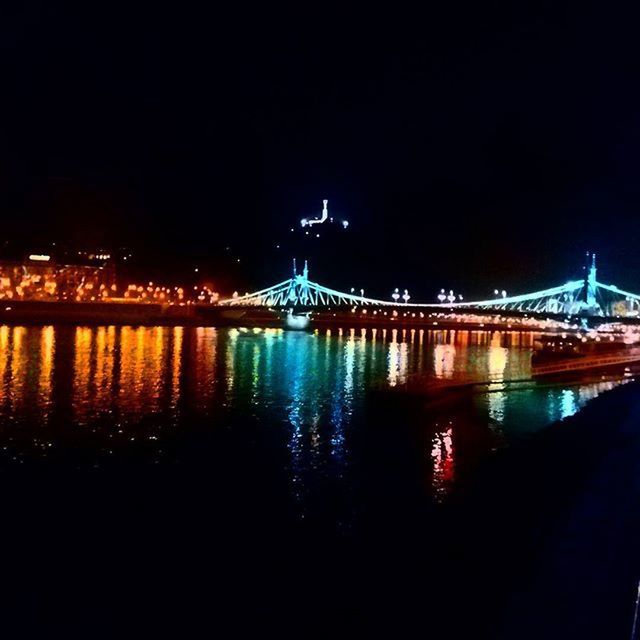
left=402, top=289, right=410, bottom=304
left=392, top=288, right=400, bottom=303
left=437, top=288, right=446, bottom=303
left=447, top=290, right=456, bottom=304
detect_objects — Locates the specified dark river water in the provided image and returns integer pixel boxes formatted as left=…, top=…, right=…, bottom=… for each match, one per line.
left=0, top=324, right=633, bottom=635
left=0, top=325, right=627, bottom=478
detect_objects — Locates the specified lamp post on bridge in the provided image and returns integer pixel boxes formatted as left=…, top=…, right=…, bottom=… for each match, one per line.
left=402, top=289, right=410, bottom=304
left=392, top=288, right=400, bottom=304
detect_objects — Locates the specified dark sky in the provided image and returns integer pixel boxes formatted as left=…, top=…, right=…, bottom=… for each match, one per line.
left=1, top=3, right=640, bottom=297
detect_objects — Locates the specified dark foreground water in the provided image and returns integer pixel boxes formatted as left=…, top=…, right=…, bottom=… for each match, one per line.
left=0, top=325, right=636, bottom=637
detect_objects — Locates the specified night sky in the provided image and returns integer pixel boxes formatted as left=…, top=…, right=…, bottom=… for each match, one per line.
left=2, top=4, right=640, bottom=298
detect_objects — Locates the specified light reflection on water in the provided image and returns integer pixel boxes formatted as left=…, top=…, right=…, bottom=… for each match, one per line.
left=0, top=325, right=632, bottom=504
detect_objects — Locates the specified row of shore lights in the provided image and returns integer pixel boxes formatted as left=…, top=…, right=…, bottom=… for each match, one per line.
left=395, top=289, right=507, bottom=305
left=436, top=289, right=462, bottom=304
left=435, top=289, right=507, bottom=304
left=392, top=288, right=411, bottom=304
left=342, top=287, right=508, bottom=305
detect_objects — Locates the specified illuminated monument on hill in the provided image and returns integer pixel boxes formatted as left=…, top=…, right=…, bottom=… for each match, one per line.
left=300, top=200, right=349, bottom=230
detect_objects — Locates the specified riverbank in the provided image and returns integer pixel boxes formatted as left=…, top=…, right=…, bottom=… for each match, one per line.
left=0, top=299, right=574, bottom=332
left=344, top=378, right=640, bottom=638
left=436, top=379, right=640, bottom=638
left=0, top=299, right=283, bottom=327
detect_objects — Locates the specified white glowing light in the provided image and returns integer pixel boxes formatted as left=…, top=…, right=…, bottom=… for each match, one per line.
left=29, top=254, right=51, bottom=262
left=306, top=199, right=329, bottom=226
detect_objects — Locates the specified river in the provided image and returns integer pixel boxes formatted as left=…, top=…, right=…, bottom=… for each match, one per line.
left=0, top=325, right=630, bottom=490
left=0, top=324, right=634, bottom=635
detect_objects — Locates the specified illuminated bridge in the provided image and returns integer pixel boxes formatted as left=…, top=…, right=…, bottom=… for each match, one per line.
left=218, top=254, right=640, bottom=318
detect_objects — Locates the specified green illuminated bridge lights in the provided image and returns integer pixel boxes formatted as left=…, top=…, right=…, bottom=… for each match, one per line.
left=217, top=254, right=640, bottom=318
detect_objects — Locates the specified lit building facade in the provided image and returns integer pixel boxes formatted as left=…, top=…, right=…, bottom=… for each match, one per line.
left=0, top=255, right=116, bottom=301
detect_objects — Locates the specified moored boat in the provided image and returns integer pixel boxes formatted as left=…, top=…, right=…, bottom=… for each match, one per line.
left=532, top=330, right=640, bottom=376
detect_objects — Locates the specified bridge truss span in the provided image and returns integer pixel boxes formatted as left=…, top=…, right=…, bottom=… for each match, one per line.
left=218, top=255, right=640, bottom=318
left=447, top=280, right=585, bottom=314
left=220, top=261, right=397, bottom=308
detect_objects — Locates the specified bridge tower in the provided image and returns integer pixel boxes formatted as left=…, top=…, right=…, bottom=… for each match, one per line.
left=587, top=252, right=597, bottom=307
left=583, top=251, right=601, bottom=314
